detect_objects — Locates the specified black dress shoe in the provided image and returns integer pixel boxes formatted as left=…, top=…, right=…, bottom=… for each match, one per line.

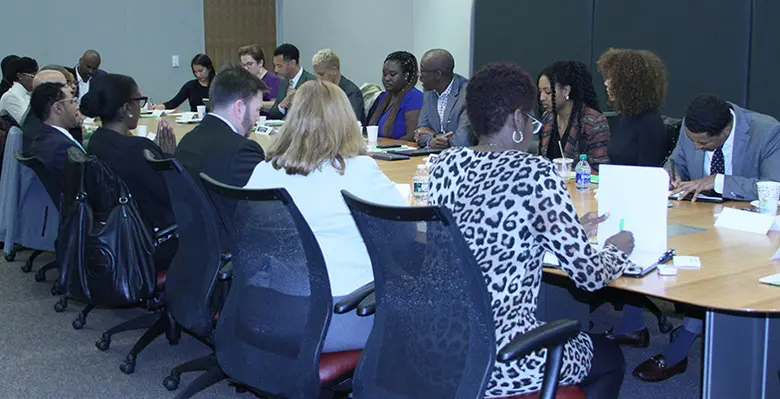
left=632, top=354, right=688, bottom=382
left=603, top=327, right=650, bottom=348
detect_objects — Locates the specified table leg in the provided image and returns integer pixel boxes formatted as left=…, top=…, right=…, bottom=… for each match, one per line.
left=703, top=310, right=780, bottom=399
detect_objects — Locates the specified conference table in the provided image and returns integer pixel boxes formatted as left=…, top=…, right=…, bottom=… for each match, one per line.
left=133, top=115, right=780, bottom=399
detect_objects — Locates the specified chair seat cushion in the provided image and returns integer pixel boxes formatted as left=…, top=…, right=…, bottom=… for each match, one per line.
left=156, top=271, right=167, bottom=290
left=499, top=386, right=586, bottom=399
left=319, top=350, right=362, bottom=383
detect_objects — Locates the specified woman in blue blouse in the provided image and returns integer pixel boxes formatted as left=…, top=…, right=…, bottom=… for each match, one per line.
left=366, top=51, right=423, bottom=141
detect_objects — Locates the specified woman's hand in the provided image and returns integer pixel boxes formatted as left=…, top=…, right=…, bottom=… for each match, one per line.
left=154, top=119, right=177, bottom=154
left=152, top=104, right=166, bottom=111
left=580, top=211, right=609, bottom=238
left=605, top=231, right=635, bottom=255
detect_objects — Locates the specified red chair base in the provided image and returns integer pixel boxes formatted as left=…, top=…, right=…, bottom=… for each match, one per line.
left=500, top=385, right=586, bottom=399
left=319, top=350, right=362, bottom=383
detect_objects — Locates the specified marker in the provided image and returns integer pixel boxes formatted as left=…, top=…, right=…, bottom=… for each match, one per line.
left=619, top=218, right=625, bottom=231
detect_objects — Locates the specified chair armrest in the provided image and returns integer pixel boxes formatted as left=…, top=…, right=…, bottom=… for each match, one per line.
left=356, top=292, right=376, bottom=317
left=217, top=261, right=233, bottom=281
left=333, top=282, right=375, bottom=314
left=497, top=319, right=581, bottom=363
left=154, top=224, right=177, bottom=239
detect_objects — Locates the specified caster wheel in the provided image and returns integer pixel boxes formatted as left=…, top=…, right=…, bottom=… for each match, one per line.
left=20, top=261, right=32, bottom=273
left=4, top=250, right=15, bottom=262
left=96, top=336, right=111, bottom=351
left=163, top=375, right=180, bottom=391
left=235, top=385, right=248, bottom=394
left=668, top=326, right=682, bottom=343
left=53, top=299, right=67, bottom=313
left=34, top=270, right=46, bottom=282
left=119, top=360, right=136, bottom=374
left=72, top=315, right=86, bottom=330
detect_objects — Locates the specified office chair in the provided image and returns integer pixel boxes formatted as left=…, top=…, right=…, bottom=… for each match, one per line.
left=341, top=191, right=587, bottom=399
left=142, top=151, right=232, bottom=396
left=14, top=150, right=66, bottom=310
left=202, top=175, right=360, bottom=399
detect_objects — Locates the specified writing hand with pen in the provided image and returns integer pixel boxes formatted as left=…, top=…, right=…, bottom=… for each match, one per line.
left=667, top=159, right=715, bottom=202
left=579, top=211, right=635, bottom=255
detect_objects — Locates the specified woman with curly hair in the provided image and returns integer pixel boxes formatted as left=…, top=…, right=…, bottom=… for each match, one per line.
left=598, top=48, right=668, bottom=167
left=538, top=61, right=610, bottom=170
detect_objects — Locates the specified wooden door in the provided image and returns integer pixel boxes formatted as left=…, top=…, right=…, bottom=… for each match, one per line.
left=203, top=0, right=276, bottom=71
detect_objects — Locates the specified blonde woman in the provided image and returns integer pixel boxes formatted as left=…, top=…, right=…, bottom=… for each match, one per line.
left=244, top=80, right=406, bottom=352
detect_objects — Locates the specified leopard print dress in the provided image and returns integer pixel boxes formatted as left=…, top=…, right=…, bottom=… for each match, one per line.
left=428, top=148, right=630, bottom=397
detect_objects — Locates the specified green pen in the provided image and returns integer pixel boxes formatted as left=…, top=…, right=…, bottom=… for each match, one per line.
left=619, top=218, right=625, bottom=231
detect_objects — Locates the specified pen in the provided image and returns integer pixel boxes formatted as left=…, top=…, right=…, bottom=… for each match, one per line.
left=658, top=249, right=676, bottom=264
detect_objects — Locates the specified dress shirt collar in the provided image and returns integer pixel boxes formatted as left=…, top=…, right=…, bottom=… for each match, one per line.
left=290, top=67, right=304, bottom=88
left=208, top=112, right=240, bottom=135
left=49, top=124, right=85, bottom=152
left=436, top=77, right=455, bottom=98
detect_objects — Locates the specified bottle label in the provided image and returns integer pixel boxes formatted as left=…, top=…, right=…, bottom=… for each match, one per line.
left=413, top=181, right=428, bottom=193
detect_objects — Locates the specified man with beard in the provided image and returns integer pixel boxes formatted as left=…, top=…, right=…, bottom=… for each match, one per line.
left=175, top=66, right=268, bottom=252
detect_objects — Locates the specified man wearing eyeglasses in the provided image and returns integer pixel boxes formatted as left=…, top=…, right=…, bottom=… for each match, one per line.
left=0, top=56, right=38, bottom=125
left=27, top=82, right=84, bottom=182
left=414, top=49, right=474, bottom=149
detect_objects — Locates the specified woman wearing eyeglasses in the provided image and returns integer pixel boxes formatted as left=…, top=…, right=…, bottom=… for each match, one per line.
left=428, top=62, right=635, bottom=398
left=81, top=73, right=178, bottom=270
left=537, top=60, right=611, bottom=171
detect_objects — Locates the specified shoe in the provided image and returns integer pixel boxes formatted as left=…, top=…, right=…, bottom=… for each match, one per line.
left=632, top=354, right=688, bottom=382
left=603, top=327, right=650, bottom=348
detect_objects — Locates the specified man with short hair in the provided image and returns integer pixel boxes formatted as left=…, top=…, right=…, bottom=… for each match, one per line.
left=175, top=66, right=268, bottom=251
left=612, top=94, right=780, bottom=383
left=74, top=49, right=106, bottom=103
left=0, top=57, right=38, bottom=125
left=27, top=82, right=84, bottom=182
left=267, top=43, right=317, bottom=119
left=22, top=69, right=72, bottom=152
left=238, top=44, right=281, bottom=110
left=414, top=49, right=473, bottom=149
left=312, top=49, right=364, bottom=121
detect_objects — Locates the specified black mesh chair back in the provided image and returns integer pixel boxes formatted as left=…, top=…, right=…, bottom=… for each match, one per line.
left=662, top=116, right=683, bottom=166
left=15, top=150, right=63, bottom=211
left=201, top=174, right=332, bottom=399
left=341, top=191, right=495, bottom=399
left=144, top=150, right=223, bottom=337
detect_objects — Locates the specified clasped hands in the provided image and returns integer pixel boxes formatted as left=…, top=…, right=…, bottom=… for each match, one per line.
left=414, top=127, right=452, bottom=149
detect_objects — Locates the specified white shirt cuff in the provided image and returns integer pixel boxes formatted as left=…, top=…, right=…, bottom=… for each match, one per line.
left=714, top=174, right=724, bottom=194
left=278, top=106, right=286, bottom=115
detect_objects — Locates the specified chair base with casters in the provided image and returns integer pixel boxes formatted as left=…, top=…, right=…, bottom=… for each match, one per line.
left=20, top=249, right=43, bottom=273
left=34, top=259, right=57, bottom=282
left=95, top=309, right=180, bottom=374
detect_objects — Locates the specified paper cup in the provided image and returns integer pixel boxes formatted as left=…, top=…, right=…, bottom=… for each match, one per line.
left=257, top=116, right=267, bottom=126
left=197, top=105, right=207, bottom=119
left=756, top=181, right=780, bottom=215
left=135, top=125, right=148, bottom=137
left=366, top=125, right=379, bottom=144
left=552, top=158, right=574, bottom=179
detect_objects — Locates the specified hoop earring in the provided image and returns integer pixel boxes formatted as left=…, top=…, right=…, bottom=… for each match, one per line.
left=565, top=95, right=570, bottom=100
left=512, top=130, right=524, bottom=144
left=128, top=113, right=133, bottom=118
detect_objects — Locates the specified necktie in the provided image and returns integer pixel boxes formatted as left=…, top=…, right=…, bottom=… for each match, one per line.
left=710, top=146, right=725, bottom=175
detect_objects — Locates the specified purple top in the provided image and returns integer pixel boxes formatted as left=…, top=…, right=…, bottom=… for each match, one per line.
left=376, top=88, right=423, bottom=139
left=261, top=71, right=281, bottom=101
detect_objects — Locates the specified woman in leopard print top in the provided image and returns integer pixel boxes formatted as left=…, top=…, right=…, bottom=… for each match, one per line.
left=428, top=62, right=635, bottom=398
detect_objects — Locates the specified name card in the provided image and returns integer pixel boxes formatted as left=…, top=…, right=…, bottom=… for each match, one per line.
left=714, top=207, right=774, bottom=234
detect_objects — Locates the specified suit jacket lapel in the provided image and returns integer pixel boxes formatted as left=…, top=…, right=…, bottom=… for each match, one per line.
left=441, top=78, right=460, bottom=132
left=691, top=146, right=705, bottom=179
left=730, top=107, right=750, bottom=177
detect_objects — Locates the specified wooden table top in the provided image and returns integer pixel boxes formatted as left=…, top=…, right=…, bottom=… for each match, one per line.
left=135, top=116, right=780, bottom=313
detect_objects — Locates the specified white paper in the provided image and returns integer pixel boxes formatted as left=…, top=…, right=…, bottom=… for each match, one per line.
left=145, top=132, right=157, bottom=141
left=714, top=207, right=774, bottom=235
left=772, top=247, right=780, bottom=260
left=597, top=165, right=669, bottom=261
left=150, top=110, right=164, bottom=117
left=82, top=117, right=95, bottom=124
left=395, top=183, right=412, bottom=205
left=674, top=256, right=701, bottom=269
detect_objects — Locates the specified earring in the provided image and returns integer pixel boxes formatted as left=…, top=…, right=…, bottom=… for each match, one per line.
left=128, top=113, right=133, bottom=118
left=565, top=94, right=570, bottom=100
left=512, top=130, right=524, bottom=144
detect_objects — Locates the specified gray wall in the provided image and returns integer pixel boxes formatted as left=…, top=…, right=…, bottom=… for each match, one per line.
left=473, top=0, right=776, bottom=119
left=0, top=0, right=205, bottom=108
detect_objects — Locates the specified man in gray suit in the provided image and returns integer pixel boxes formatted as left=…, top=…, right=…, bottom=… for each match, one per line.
left=267, top=43, right=317, bottom=120
left=414, top=49, right=473, bottom=149
left=628, top=94, right=780, bottom=383
left=671, top=94, right=780, bottom=201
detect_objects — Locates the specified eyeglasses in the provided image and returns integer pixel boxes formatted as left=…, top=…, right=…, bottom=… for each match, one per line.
left=130, top=96, right=149, bottom=107
left=527, top=113, right=543, bottom=134
left=20, top=73, right=35, bottom=80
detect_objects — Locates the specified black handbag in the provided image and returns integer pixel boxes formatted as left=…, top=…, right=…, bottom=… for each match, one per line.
left=57, top=153, right=156, bottom=306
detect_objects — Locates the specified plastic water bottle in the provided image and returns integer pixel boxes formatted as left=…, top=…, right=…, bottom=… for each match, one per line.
left=413, top=164, right=430, bottom=205
left=575, top=154, right=591, bottom=191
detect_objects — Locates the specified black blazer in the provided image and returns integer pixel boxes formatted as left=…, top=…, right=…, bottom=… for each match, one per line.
left=22, top=112, right=83, bottom=154
left=607, top=110, right=667, bottom=167
left=175, top=115, right=265, bottom=250
left=87, top=127, right=174, bottom=229
left=27, top=123, right=83, bottom=194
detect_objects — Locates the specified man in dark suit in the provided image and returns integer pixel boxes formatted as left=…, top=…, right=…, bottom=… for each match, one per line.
left=414, top=49, right=473, bottom=149
left=267, top=43, right=317, bottom=120
left=74, top=49, right=107, bottom=103
left=27, top=82, right=84, bottom=188
left=311, top=48, right=364, bottom=121
left=175, top=66, right=268, bottom=251
left=22, top=68, right=85, bottom=152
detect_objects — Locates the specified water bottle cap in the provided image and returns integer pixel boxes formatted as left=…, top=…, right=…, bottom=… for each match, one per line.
left=579, top=154, right=587, bottom=160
